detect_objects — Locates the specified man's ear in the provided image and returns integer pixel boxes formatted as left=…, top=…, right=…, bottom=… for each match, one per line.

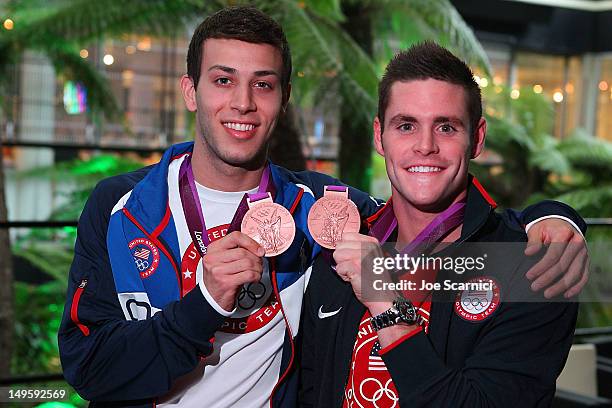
left=373, top=116, right=385, bottom=157
left=282, top=82, right=292, bottom=112
left=471, top=117, right=487, bottom=159
left=180, top=74, right=197, bottom=112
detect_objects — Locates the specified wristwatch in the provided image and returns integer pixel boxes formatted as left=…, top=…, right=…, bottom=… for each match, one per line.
left=370, top=297, right=418, bottom=331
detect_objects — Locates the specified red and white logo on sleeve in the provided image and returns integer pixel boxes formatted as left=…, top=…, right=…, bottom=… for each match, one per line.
left=454, top=276, right=500, bottom=322
left=180, top=223, right=280, bottom=334
left=129, top=238, right=160, bottom=279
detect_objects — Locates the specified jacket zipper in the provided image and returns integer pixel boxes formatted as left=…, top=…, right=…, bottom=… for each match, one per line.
left=71, top=279, right=90, bottom=336
left=268, top=259, right=295, bottom=408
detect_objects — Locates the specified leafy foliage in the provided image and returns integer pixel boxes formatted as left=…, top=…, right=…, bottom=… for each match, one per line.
left=10, top=155, right=144, bottom=376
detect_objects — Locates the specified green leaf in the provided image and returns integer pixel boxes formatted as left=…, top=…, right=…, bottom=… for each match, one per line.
left=304, top=0, right=345, bottom=22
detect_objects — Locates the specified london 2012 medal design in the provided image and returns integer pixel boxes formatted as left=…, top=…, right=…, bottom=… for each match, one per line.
left=241, top=192, right=295, bottom=257
left=307, top=185, right=361, bottom=249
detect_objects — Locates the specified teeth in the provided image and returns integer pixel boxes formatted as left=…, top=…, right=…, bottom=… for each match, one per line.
left=408, top=166, right=442, bottom=173
left=224, top=122, right=255, bottom=131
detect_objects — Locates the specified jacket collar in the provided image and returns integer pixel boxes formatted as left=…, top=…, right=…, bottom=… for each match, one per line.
left=125, top=141, right=304, bottom=232
left=368, top=175, right=497, bottom=243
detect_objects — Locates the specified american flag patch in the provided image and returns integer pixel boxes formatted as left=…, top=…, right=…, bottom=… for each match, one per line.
left=369, top=341, right=386, bottom=371
left=133, top=248, right=151, bottom=260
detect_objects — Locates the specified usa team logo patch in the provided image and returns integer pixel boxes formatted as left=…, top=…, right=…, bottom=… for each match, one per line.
left=454, top=276, right=500, bottom=322
left=129, top=238, right=160, bottom=278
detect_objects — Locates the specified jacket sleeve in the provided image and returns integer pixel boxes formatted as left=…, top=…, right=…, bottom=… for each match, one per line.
left=379, top=267, right=578, bottom=407
left=58, top=182, right=226, bottom=402
left=503, top=200, right=587, bottom=234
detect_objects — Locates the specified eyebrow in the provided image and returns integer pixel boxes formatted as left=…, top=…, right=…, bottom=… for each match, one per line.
left=387, top=114, right=465, bottom=127
left=433, top=116, right=465, bottom=127
left=387, top=115, right=416, bottom=127
left=207, top=65, right=280, bottom=78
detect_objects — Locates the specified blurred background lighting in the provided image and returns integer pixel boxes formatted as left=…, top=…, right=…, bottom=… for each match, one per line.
left=79, top=49, right=88, bottom=59
left=510, top=89, right=520, bottom=99
left=136, top=37, right=151, bottom=51
left=63, top=81, right=87, bottom=114
left=533, top=84, right=543, bottom=94
left=3, top=18, right=14, bottom=30
left=125, top=45, right=136, bottom=54
left=479, top=77, right=488, bottom=87
left=103, top=54, right=114, bottom=65
left=599, top=80, right=609, bottom=91
left=553, top=91, right=564, bottom=103
left=122, top=70, right=134, bottom=87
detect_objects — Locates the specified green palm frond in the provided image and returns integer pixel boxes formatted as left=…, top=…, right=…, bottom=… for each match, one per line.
left=1, top=0, right=216, bottom=48
left=304, top=0, right=345, bottom=22
left=554, top=184, right=612, bottom=216
left=484, top=114, right=534, bottom=153
left=528, top=132, right=571, bottom=175
left=363, top=0, right=491, bottom=75
left=260, top=0, right=378, bottom=123
left=559, top=129, right=612, bottom=169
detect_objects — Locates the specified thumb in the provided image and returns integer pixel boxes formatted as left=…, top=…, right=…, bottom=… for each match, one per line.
left=524, top=236, right=543, bottom=256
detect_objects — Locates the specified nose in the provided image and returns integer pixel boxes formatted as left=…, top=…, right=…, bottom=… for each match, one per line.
left=230, top=84, right=256, bottom=114
left=413, top=130, right=439, bottom=156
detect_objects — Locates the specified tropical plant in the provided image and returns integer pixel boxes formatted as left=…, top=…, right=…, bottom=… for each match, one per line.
left=0, top=0, right=492, bottom=176
left=471, top=83, right=612, bottom=218
left=11, top=154, right=145, bottom=376
left=469, top=83, right=612, bottom=329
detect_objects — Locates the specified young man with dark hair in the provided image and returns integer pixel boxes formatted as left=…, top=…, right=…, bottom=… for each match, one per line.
left=300, top=42, right=581, bottom=407
left=58, top=7, right=585, bottom=407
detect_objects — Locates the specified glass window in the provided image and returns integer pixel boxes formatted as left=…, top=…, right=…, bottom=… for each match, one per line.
left=596, top=56, right=612, bottom=141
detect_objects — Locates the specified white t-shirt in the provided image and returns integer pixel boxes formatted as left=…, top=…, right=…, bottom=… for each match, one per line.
left=158, top=156, right=286, bottom=407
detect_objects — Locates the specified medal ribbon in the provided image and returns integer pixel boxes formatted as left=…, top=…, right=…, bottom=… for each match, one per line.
left=178, top=155, right=272, bottom=259
left=369, top=200, right=466, bottom=313
left=369, top=200, right=465, bottom=255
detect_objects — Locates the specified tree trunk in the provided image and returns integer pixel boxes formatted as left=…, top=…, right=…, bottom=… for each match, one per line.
left=0, top=139, right=14, bottom=379
left=338, top=3, right=373, bottom=191
left=269, top=103, right=306, bottom=171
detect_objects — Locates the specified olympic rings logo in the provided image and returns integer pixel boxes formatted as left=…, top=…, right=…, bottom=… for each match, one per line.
left=134, top=258, right=150, bottom=271
left=359, top=378, right=398, bottom=408
left=462, top=297, right=489, bottom=311
left=237, top=282, right=266, bottom=310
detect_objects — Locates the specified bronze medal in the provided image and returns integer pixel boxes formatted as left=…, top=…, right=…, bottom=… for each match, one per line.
left=307, top=186, right=361, bottom=249
left=241, top=192, right=295, bottom=257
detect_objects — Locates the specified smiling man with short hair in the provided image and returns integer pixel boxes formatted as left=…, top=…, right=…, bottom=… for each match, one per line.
left=300, top=42, right=581, bottom=407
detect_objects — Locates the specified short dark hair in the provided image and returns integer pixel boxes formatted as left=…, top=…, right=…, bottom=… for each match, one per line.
left=187, top=6, right=292, bottom=103
left=377, top=41, right=482, bottom=133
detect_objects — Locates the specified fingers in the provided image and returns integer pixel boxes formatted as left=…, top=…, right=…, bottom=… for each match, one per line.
left=524, top=236, right=543, bottom=256
left=527, top=241, right=570, bottom=290
left=210, top=231, right=264, bottom=257
left=525, top=234, right=571, bottom=280
left=529, top=235, right=584, bottom=294
left=542, top=245, right=588, bottom=299
left=215, top=247, right=264, bottom=265
left=564, top=253, right=590, bottom=299
left=202, top=233, right=265, bottom=310
left=335, top=262, right=353, bottom=282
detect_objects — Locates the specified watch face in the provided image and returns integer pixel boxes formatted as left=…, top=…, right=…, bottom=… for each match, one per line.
left=394, top=299, right=417, bottom=324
